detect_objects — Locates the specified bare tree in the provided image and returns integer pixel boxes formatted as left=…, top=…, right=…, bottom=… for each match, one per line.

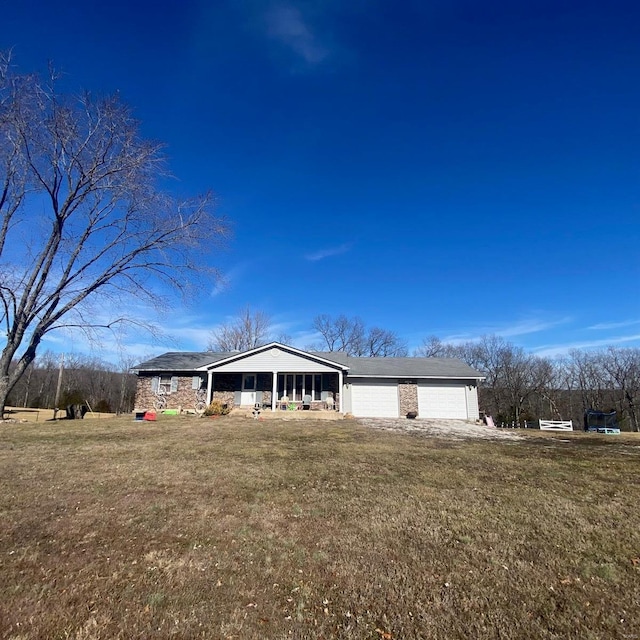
left=207, top=307, right=273, bottom=352
left=0, top=56, right=228, bottom=414
left=427, top=334, right=552, bottom=423
left=567, top=349, right=610, bottom=414
left=414, top=335, right=458, bottom=358
left=311, top=314, right=366, bottom=353
left=416, top=332, right=640, bottom=429
left=309, top=314, right=406, bottom=356
left=5, top=350, right=138, bottom=413
left=601, top=347, right=640, bottom=432
left=359, top=326, right=408, bottom=357
left=538, top=358, right=572, bottom=420
left=500, top=349, right=554, bottom=424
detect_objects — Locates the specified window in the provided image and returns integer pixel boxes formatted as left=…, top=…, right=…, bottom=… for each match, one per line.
left=151, top=375, right=178, bottom=394
left=305, top=375, right=322, bottom=401
left=277, top=373, right=324, bottom=401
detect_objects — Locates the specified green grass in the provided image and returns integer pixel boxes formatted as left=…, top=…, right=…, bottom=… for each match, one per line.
left=1, top=415, right=639, bottom=639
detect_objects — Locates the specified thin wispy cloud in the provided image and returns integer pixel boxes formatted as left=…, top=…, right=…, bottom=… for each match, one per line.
left=210, top=264, right=247, bottom=297
left=305, top=243, right=351, bottom=262
left=588, top=319, right=640, bottom=331
left=494, top=317, right=572, bottom=338
left=533, top=333, right=640, bottom=358
left=437, top=316, right=572, bottom=344
left=265, top=3, right=330, bottom=65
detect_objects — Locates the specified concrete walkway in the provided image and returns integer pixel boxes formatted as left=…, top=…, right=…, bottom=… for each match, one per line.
left=356, top=417, right=523, bottom=440
left=229, top=407, right=343, bottom=420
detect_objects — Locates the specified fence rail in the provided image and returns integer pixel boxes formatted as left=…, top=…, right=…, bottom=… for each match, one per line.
left=539, top=419, right=573, bottom=431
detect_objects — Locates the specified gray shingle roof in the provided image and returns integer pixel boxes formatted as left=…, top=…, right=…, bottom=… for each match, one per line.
left=132, top=347, right=483, bottom=379
left=347, top=356, right=481, bottom=378
left=131, top=352, right=228, bottom=372
left=312, top=353, right=482, bottom=378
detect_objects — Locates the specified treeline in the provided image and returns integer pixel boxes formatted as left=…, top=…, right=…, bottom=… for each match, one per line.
left=418, top=335, right=640, bottom=431
left=6, top=330, right=639, bottom=430
left=6, top=352, right=137, bottom=414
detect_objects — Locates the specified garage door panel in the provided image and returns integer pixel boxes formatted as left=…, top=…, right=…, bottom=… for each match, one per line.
left=351, top=382, right=398, bottom=418
left=418, top=383, right=468, bottom=419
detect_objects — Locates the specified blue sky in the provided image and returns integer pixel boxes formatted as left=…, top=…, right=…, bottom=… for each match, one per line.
left=4, top=0, right=640, bottom=361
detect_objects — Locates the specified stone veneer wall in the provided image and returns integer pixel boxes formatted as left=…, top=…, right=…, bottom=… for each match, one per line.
left=257, top=373, right=273, bottom=406
left=211, top=390, right=235, bottom=407
left=135, top=371, right=342, bottom=412
left=398, top=381, right=418, bottom=417
left=135, top=375, right=202, bottom=412
left=135, top=373, right=278, bottom=412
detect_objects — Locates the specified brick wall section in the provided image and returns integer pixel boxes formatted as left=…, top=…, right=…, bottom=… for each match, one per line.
left=211, top=391, right=235, bottom=407
left=135, top=375, right=201, bottom=412
left=257, top=373, right=272, bottom=406
left=135, top=371, right=343, bottom=412
left=136, top=374, right=275, bottom=412
left=135, top=376, right=156, bottom=411
left=398, top=381, right=418, bottom=417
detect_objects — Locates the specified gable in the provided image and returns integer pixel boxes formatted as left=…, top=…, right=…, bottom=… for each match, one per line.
left=203, top=345, right=344, bottom=373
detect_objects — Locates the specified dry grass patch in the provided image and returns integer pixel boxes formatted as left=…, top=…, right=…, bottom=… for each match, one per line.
left=1, top=415, right=639, bottom=639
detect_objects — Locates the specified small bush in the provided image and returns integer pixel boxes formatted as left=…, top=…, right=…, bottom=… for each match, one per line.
left=203, top=400, right=230, bottom=416
left=95, top=399, right=112, bottom=413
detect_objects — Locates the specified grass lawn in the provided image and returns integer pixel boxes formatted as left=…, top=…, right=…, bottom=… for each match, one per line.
left=1, top=415, right=639, bottom=639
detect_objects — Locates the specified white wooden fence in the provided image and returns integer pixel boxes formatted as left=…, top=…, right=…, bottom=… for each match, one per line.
left=539, top=419, right=573, bottom=431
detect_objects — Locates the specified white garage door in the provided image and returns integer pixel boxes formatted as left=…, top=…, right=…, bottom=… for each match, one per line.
left=418, top=383, right=468, bottom=419
left=351, top=382, right=399, bottom=418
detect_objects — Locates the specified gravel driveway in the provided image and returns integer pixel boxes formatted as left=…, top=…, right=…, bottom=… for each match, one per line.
left=356, top=417, right=523, bottom=440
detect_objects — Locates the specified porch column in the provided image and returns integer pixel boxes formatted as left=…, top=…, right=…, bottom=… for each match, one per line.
left=338, top=370, right=343, bottom=413
left=207, top=371, right=213, bottom=404
left=272, top=371, right=278, bottom=411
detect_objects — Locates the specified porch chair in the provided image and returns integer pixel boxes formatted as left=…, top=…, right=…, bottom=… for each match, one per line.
left=279, top=395, right=289, bottom=410
left=302, top=394, right=312, bottom=410
left=324, top=394, right=335, bottom=411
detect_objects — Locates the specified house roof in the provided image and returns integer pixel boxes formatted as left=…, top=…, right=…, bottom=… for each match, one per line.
left=194, top=342, right=350, bottom=372
left=319, top=354, right=483, bottom=379
left=131, top=351, right=229, bottom=372
left=132, top=344, right=484, bottom=380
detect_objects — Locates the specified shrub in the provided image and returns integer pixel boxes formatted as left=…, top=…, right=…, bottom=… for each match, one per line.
left=203, top=400, right=230, bottom=416
left=95, top=399, right=112, bottom=413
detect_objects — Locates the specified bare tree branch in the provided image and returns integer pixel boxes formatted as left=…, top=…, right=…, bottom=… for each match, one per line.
left=310, top=315, right=406, bottom=356
left=207, top=307, right=274, bottom=352
left=0, top=54, right=230, bottom=412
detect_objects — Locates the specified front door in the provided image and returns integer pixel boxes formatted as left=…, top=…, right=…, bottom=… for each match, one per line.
left=241, top=374, right=257, bottom=406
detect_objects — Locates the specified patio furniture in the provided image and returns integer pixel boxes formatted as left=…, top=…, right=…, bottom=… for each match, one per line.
left=324, top=394, right=335, bottom=411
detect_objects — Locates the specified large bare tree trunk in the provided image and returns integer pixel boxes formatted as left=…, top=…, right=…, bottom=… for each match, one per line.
left=0, top=54, right=228, bottom=415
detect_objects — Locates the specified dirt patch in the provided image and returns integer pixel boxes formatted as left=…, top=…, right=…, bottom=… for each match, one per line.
left=357, top=417, right=523, bottom=440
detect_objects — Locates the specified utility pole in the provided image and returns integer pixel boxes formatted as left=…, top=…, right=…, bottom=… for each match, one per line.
left=52, top=353, right=64, bottom=420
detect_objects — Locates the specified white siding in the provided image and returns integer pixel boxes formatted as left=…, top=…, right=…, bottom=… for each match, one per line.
left=212, top=347, right=338, bottom=373
left=351, top=381, right=399, bottom=418
left=465, top=384, right=479, bottom=420
left=418, top=382, right=468, bottom=419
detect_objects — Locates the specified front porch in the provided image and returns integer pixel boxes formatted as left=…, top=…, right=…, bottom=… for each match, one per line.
left=208, top=371, right=342, bottom=413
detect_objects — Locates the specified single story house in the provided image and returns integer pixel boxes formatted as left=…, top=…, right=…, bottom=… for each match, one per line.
left=131, top=342, right=485, bottom=419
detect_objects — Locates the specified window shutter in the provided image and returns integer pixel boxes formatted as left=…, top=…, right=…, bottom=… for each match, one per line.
left=151, top=376, right=160, bottom=393
left=192, top=376, right=201, bottom=390
left=170, top=376, right=179, bottom=393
